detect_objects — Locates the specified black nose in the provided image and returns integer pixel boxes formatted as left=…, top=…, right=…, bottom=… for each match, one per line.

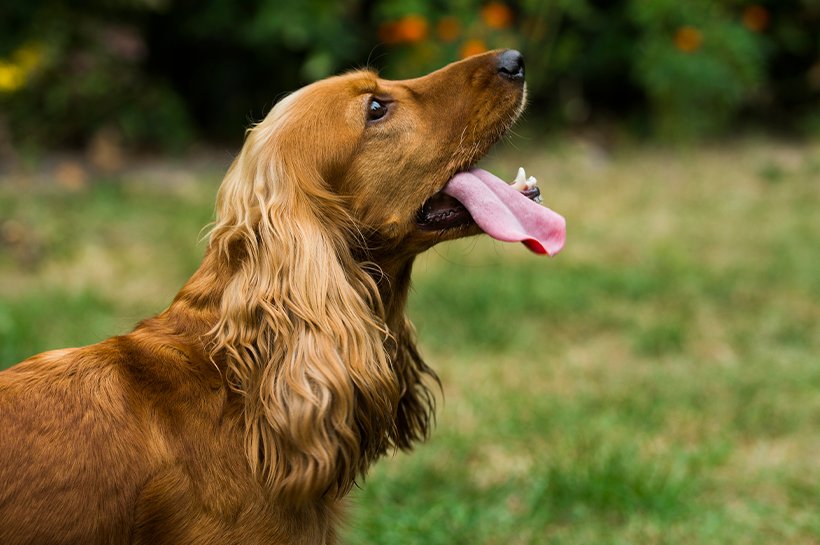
left=497, top=50, right=525, bottom=81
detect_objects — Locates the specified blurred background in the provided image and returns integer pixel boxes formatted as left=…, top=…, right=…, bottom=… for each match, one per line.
left=1, top=1, right=819, bottom=544
left=1, top=0, right=820, bottom=155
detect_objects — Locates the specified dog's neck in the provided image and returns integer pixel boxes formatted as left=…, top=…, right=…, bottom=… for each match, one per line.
left=370, top=256, right=416, bottom=329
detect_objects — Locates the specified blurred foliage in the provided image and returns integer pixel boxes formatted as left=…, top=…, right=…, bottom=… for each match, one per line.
left=0, top=0, right=818, bottom=150
left=0, top=2, right=193, bottom=151
left=630, top=0, right=766, bottom=139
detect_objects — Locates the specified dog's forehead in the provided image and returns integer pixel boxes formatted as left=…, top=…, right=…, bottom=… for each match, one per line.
left=325, top=70, right=379, bottom=96
left=331, top=70, right=415, bottom=100
left=302, top=70, right=430, bottom=110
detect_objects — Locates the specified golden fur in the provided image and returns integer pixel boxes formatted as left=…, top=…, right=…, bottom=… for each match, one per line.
left=0, top=50, right=525, bottom=544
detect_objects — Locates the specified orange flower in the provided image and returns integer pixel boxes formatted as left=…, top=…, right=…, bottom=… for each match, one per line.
left=674, top=26, right=702, bottom=53
left=481, top=2, right=513, bottom=29
left=398, top=15, right=428, bottom=43
left=460, top=39, right=488, bottom=59
left=437, top=17, right=460, bottom=42
left=379, top=15, right=428, bottom=44
left=742, top=5, right=770, bottom=32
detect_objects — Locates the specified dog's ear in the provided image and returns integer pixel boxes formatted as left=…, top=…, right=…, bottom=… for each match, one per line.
left=209, top=120, right=401, bottom=503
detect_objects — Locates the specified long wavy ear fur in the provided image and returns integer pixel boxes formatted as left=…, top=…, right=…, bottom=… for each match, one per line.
left=208, top=97, right=433, bottom=503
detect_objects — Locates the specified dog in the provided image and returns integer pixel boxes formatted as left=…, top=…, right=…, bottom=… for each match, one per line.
left=0, top=50, right=565, bottom=544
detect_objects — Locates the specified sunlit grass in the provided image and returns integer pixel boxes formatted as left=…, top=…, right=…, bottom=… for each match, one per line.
left=1, top=139, right=818, bottom=543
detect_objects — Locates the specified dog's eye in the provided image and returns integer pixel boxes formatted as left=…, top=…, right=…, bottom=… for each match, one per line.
left=367, top=98, right=389, bottom=122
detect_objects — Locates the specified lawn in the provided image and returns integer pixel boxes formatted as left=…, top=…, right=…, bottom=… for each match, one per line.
left=1, top=138, right=818, bottom=544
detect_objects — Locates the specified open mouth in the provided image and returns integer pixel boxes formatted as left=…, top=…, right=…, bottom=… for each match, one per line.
left=416, top=185, right=541, bottom=231
left=414, top=167, right=566, bottom=256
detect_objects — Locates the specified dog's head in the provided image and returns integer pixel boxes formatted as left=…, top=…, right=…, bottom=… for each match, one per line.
left=207, top=51, right=563, bottom=504
left=218, top=50, right=561, bottom=260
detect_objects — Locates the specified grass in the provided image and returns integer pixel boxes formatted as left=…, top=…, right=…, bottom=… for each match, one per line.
left=1, top=138, right=819, bottom=543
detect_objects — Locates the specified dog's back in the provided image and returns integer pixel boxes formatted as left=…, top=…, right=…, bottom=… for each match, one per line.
left=0, top=343, right=151, bottom=544
left=0, top=324, right=339, bottom=545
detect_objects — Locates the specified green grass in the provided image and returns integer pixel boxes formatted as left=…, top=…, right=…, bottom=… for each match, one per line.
left=0, top=167, right=216, bottom=359
left=1, top=139, right=819, bottom=543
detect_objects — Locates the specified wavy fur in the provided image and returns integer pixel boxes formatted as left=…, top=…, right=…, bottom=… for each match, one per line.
left=208, top=95, right=431, bottom=501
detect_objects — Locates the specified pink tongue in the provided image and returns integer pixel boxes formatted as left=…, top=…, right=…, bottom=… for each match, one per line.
left=442, top=168, right=566, bottom=256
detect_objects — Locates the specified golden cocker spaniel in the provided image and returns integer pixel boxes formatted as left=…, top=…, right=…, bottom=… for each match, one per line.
left=0, top=50, right=565, bottom=544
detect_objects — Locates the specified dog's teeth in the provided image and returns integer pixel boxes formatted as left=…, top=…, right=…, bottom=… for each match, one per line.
left=525, top=176, right=537, bottom=189
left=535, top=195, right=543, bottom=204
left=515, top=167, right=526, bottom=184
left=512, top=167, right=528, bottom=190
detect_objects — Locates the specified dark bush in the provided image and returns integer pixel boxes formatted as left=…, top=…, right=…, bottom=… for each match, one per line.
left=0, top=0, right=817, bottom=151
